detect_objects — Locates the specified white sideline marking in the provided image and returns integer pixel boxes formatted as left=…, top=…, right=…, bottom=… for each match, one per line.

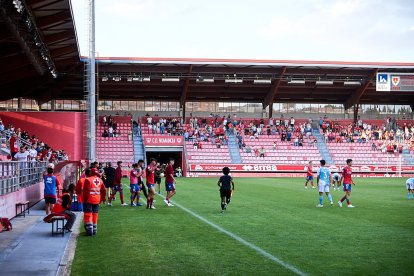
left=157, top=194, right=307, bottom=276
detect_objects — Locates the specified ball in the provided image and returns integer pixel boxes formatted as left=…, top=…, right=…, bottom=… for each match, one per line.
left=160, top=173, right=165, bottom=177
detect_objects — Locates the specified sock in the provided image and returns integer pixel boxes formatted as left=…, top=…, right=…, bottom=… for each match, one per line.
left=221, top=202, right=225, bottom=210
left=120, top=193, right=124, bottom=204
left=346, top=198, right=350, bottom=205
left=319, top=195, right=323, bottom=205
left=328, top=194, right=333, bottom=202
left=150, top=198, right=154, bottom=206
left=136, top=195, right=140, bottom=204
left=340, top=196, right=345, bottom=202
left=409, top=192, right=411, bottom=199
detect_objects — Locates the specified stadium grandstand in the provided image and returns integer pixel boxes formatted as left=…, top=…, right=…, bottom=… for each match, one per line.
left=0, top=0, right=414, bottom=275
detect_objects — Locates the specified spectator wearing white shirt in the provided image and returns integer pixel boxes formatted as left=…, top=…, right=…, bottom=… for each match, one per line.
left=28, top=144, right=38, bottom=161
left=14, top=146, right=29, bottom=162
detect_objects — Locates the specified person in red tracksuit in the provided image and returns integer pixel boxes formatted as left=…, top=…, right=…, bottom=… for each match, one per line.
left=83, top=168, right=106, bottom=236
left=108, top=161, right=128, bottom=206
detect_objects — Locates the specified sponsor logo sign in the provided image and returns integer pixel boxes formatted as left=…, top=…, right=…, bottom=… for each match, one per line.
left=144, top=135, right=183, bottom=146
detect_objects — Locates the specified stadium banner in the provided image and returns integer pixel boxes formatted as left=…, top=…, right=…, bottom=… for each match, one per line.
left=143, top=135, right=184, bottom=146
left=189, top=164, right=414, bottom=173
left=376, top=72, right=414, bottom=92
left=187, top=172, right=413, bottom=178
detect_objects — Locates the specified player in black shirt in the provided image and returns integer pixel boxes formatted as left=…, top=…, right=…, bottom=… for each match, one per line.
left=217, top=167, right=235, bottom=213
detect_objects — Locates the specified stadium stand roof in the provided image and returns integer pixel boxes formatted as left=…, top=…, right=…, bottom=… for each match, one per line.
left=0, top=0, right=81, bottom=103
left=1, top=0, right=413, bottom=113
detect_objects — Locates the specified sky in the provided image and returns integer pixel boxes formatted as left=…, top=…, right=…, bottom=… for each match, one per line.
left=70, top=0, right=414, bottom=62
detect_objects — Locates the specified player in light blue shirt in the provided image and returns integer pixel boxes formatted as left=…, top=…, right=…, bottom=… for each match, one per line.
left=406, top=178, right=414, bottom=199
left=316, top=160, right=333, bottom=207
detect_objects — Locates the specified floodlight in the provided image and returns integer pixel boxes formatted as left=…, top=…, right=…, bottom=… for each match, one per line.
left=253, top=79, right=271, bottom=84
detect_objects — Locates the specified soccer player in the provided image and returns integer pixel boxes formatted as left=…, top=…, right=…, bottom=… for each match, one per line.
left=83, top=168, right=106, bottom=236
left=332, top=172, right=341, bottom=191
left=163, top=159, right=176, bottom=207
left=146, top=158, right=157, bottom=209
left=103, top=162, right=115, bottom=201
left=217, top=167, right=235, bottom=213
left=338, top=159, right=356, bottom=208
left=316, top=160, right=333, bottom=207
left=129, top=163, right=142, bottom=206
left=406, top=178, right=414, bottom=199
left=108, top=161, right=128, bottom=206
left=137, top=159, right=148, bottom=200
left=154, top=162, right=162, bottom=194
left=304, top=161, right=315, bottom=189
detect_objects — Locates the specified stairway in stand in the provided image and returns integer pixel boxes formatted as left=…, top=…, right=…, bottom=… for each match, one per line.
left=312, top=129, right=334, bottom=165
left=401, top=148, right=414, bottom=165
left=227, top=132, right=243, bottom=163
left=133, top=126, right=146, bottom=163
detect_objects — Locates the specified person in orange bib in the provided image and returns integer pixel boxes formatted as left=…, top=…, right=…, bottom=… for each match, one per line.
left=75, top=168, right=90, bottom=209
left=52, top=184, right=77, bottom=232
left=83, top=168, right=106, bottom=236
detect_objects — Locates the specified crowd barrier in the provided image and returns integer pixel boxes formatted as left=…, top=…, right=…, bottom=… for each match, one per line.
left=0, top=161, right=48, bottom=195
left=0, top=161, right=81, bottom=219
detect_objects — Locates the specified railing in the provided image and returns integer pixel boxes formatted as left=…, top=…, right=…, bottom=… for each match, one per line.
left=0, top=161, right=48, bottom=195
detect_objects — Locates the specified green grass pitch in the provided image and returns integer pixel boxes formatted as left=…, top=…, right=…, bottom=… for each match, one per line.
left=71, top=177, right=414, bottom=275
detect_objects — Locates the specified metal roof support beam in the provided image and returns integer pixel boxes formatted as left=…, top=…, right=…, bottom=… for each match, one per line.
left=35, top=10, right=71, bottom=28
left=44, top=30, right=74, bottom=45
left=0, top=5, right=45, bottom=76
left=344, top=69, right=378, bottom=110
left=264, top=66, right=286, bottom=117
left=180, top=64, right=193, bottom=108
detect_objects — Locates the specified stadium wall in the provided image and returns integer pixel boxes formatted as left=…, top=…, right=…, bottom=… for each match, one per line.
left=0, top=112, right=86, bottom=160
left=0, top=181, right=44, bottom=219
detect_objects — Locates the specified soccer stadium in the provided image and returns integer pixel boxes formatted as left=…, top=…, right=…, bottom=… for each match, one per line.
left=0, top=0, right=414, bottom=275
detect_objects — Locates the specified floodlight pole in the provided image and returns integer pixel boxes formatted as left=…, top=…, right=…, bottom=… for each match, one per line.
left=88, top=0, right=96, bottom=162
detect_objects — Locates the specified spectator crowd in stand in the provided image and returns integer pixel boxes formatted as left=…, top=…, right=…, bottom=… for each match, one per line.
left=101, top=115, right=122, bottom=137
left=132, top=113, right=414, bottom=158
left=318, top=116, right=414, bottom=154
left=1, top=117, right=69, bottom=163
left=137, top=114, right=320, bottom=157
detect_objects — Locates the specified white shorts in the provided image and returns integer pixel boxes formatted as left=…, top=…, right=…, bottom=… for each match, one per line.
left=406, top=181, right=414, bottom=190
left=318, top=184, right=330, bottom=193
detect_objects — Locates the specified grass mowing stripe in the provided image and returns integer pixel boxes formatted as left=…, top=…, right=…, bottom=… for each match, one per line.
left=157, top=194, right=307, bottom=276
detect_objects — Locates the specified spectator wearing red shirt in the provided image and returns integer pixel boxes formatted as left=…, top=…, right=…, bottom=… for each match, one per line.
left=49, top=151, right=57, bottom=163
left=9, top=133, right=19, bottom=159
left=163, top=159, right=176, bottom=206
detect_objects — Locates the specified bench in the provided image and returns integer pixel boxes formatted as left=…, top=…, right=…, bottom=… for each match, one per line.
left=51, top=216, right=66, bottom=237
left=15, top=201, right=30, bottom=218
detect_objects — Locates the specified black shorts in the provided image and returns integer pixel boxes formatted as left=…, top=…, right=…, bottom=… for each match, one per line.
left=45, top=197, right=56, bottom=204
left=220, top=189, right=232, bottom=198
left=83, top=203, right=99, bottom=213
left=104, top=182, right=113, bottom=188
left=155, top=177, right=161, bottom=185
